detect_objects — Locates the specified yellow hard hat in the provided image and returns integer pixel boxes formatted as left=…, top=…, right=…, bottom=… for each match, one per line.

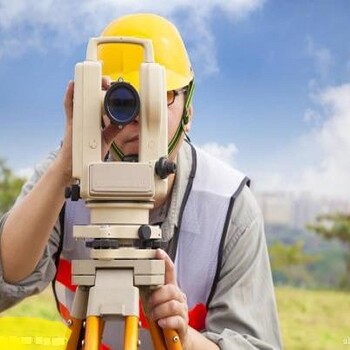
left=98, top=13, right=194, bottom=91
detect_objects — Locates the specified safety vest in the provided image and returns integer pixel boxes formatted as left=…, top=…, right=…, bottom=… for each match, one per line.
left=53, top=145, right=249, bottom=349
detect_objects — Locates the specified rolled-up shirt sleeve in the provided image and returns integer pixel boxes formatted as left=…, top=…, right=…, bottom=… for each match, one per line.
left=0, top=149, right=61, bottom=312
left=202, top=186, right=283, bottom=349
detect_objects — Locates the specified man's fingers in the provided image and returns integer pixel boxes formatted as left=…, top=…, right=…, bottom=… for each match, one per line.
left=102, top=76, right=111, bottom=90
left=64, top=80, right=74, bottom=120
left=156, top=249, right=176, bottom=285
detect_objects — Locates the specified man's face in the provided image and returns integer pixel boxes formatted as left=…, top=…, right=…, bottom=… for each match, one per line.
left=104, top=89, right=190, bottom=158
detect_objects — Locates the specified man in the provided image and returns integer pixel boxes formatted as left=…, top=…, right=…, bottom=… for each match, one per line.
left=0, top=13, right=282, bottom=350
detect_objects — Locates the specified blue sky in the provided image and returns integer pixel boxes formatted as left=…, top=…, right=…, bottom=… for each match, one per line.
left=1, top=0, right=350, bottom=198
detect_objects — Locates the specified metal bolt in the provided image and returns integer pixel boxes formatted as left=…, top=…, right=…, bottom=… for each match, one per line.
left=173, top=335, right=180, bottom=343
left=67, top=319, right=73, bottom=327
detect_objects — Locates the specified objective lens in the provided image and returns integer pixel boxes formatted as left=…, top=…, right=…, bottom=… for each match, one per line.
left=104, top=82, right=140, bottom=125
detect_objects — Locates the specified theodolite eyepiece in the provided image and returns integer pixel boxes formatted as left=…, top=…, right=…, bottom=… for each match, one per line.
left=104, top=81, right=140, bottom=125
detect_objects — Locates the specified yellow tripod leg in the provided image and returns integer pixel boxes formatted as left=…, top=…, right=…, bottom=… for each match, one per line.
left=147, top=317, right=183, bottom=350
left=124, top=315, right=139, bottom=350
left=66, top=317, right=83, bottom=350
left=163, top=329, right=182, bottom=350
left=99, top=318, right=105, bottom=344
left=147, top=318, right=167, bottom=350
left=84, top=316, right=101, bottom=350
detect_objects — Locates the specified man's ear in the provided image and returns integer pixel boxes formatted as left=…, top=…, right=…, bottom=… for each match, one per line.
left=184, top=105, right=193, bottom=132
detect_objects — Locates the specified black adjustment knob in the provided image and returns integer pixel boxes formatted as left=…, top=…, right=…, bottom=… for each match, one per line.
left=64, top=185, right=80, bottom=201
left=155, top=157, right=176, bottom=179
left=138, top=225, right=152, bottom=241
left=71, top=184, right=80, bottom=201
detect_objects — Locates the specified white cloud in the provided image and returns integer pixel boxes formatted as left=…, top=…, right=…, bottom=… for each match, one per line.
left=0, top=0, right=265, bottom=76
left=252, top=83, right=350, bottom=199
left=297, top=83, right=350, bottom=198
left=199, top=142, right=238, bottom=167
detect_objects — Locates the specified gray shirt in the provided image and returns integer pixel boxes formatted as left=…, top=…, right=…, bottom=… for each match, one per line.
left=0, top=143, right=283, bottom=349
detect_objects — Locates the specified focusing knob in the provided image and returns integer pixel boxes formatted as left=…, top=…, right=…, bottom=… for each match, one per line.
left=155, top=157, right=176, bottom=179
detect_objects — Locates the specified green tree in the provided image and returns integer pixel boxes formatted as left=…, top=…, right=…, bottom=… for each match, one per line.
left=269, top=240, right=319, bottom=287
left=0, top=159, right=26, bottom=216
left=307, top=213, right=350, bottom=288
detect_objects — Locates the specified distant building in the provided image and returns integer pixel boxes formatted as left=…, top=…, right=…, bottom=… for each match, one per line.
left=255, top=191, right=350, bottom=229
left=255, top=192, right=294, bottom=227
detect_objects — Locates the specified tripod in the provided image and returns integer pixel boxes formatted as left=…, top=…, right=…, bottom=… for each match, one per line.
left=64, top=202, right=182, bottom=350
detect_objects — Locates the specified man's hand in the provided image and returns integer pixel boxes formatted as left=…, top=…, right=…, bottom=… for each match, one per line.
left=148, top=249, right=191, bottom=348
left=60, top=77, right=123, bottom=184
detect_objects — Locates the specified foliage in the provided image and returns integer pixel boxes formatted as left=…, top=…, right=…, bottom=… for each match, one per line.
left=0, top=159, right=26, bottom=216
left=307, top=213, right=350, bottom=288
left=307, top=212, right=350, bottom=242
left=269, top=241, right=319, bottom=287
left=269, top=240, right=318, bottom=269
left=266, top=224, right=347, bottom=289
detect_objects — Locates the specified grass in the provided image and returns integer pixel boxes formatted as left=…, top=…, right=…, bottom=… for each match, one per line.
left=276, top=287, right=350, bottom=349
left=1, top=286, right=349, bottom=349
left=1, top=287, right=60, bottom=321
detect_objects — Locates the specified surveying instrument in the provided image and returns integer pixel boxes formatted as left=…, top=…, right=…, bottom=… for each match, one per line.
left=65, top=36, right=182, bottom=350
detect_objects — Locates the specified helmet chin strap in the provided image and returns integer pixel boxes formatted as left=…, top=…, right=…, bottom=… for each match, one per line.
left=109, top=79, right=195, bottom=161
left=110, top=139, right=125, bottom=161
left=167, top=79, right=194, bottom=156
